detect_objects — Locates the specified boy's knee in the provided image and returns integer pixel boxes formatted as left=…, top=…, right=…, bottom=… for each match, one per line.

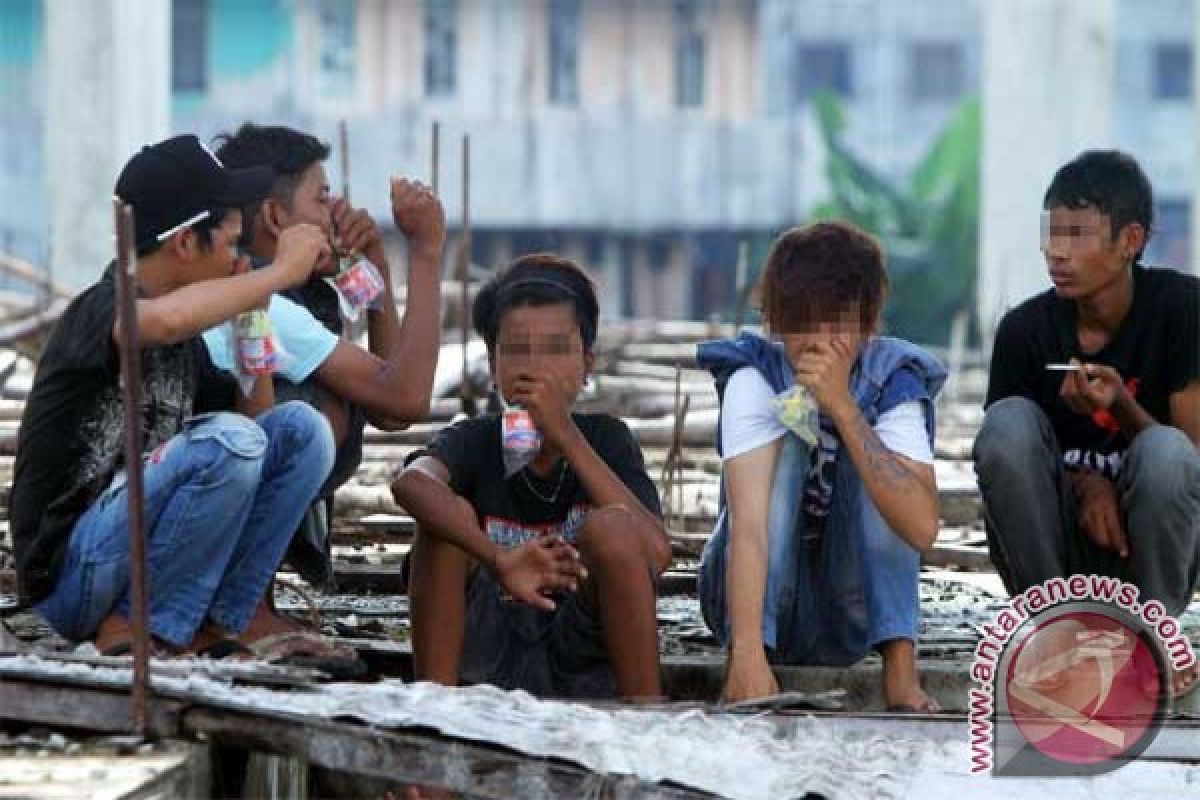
left=269, top=400, right=336, bottom=466
left=973, top=396, right=1049, bottom=473
left=1125, top=425, right=1200, bottom=500
left=576, top=508, right=646, bottom=568
left=185, top=412, right=267, bottom=486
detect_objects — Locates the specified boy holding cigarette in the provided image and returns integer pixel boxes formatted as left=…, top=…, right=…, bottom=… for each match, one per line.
left=973, top=150, right=1200, bottom=694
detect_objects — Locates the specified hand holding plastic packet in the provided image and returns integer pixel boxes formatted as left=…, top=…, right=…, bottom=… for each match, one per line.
left=772, top=385, right=819, bottom=448
left=501, top=402, right=543, bottom=478
left=326, top=246, right=385, bottom=322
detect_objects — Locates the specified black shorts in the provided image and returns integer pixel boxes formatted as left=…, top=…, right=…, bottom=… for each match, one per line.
left=459, top=568, right=616, bottom=699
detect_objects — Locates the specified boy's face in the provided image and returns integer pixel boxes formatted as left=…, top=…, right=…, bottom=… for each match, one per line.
left=272, top=162, right=336, bottom=274
left=1040, top=205, right=1138, bottom=300
left=491, top=304, right=592, bottom=405
left=187, top=209, right=243, bottom=283
left=778, top=306, right=866, bottom=371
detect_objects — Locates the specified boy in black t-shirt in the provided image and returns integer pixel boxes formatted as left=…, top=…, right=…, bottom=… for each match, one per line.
left=974, top=150, right=1200, bottom=695
left=11, top=135, right=338, bottom=659
left=392, top=255, right=671, bottom=700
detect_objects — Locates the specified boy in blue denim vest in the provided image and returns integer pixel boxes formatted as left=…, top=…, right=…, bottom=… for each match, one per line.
left=698, top=221, right=945, bottom=711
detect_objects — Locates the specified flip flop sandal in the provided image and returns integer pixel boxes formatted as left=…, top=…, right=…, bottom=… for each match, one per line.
left=195, top=639, right=255, bottom=660
left=246, top=631, right=367, bottom=680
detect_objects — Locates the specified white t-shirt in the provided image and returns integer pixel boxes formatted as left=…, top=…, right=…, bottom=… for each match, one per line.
left=719, top=366, right=933, bottom=464
left=202, top=294, right=339, bottom=384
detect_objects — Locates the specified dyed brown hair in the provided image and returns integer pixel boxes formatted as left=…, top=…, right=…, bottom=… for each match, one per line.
left=758, top=221, right=889, bottom=334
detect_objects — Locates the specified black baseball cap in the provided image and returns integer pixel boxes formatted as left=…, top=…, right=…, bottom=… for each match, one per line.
left=114, top=134, right=274, bottom=250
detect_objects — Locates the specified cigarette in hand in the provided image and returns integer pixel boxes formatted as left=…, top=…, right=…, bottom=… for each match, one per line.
left=1045, top=363, right=1083, bottom=372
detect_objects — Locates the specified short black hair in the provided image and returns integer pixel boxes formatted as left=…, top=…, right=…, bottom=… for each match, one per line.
left=211, top=123, right=331, bottom=245
left=1043, top=150, right=1154, bottom=259
left=136, top=206, right=232, bottom=258
left=473, top=254, right=600, bottom=351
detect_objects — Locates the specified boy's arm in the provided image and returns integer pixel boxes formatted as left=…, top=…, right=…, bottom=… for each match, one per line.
left=316, top=183, right=445, bottom=431
left=797, top=340, right=939, bottom=551
left=120, top=224, right=327, bottom=347
left=235, top=374, right=275, bottom=419
left=391, top=455, right=586, bottom=611
left=511, top=371, right=671, bottom=574
left=721, top=439, right=784, bottom=703
left=1170, top=382, right=1200, bottom=446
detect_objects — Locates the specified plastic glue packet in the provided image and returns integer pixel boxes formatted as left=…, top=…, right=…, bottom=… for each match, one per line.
left=772, top=385, right=819, bottom=449
left=501, top=404, right=543, bottom=478
left=229, top=308, right=281, bottom=395
left=325, top=255, right=385, bottom=322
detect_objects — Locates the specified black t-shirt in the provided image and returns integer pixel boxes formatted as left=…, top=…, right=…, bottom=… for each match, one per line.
left=985, top=264, right=1200, bottom=478
left=419, top=413, right=662, bottom=546
left=11, top=266, right=236, bottom=603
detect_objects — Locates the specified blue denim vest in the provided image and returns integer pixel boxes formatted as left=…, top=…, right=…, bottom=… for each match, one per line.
left=695, top=332, right=946, bottom=654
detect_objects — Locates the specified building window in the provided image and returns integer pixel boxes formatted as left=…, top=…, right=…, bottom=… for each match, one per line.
left=1147, top=198, right=1191, bottom=267
left=171, top=0, right=208, bottom=93
left=424, top=0, right=456, bottom=97
left=1153, top=43, right=1192, bottom=100
left=316, top=0, right=356, bottom=97
left=908, top=41, right=963, bottom=102
left=792, top=42, right=853, bottom=105
left=674, top=0, right=705, bottom=108
left=547, top=0, right=580, bottom=106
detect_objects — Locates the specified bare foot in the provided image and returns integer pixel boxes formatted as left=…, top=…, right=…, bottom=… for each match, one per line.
left=240, top=600, right=308, bottom=642
left=879, top=638, right=940, bottom=712
left=92, top=613, right=176, bottom=657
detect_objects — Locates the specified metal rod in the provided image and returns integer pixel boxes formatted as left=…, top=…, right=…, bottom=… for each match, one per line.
left=338, top=119, right=350, bottom=201
left=459, top=134, right=474, bottom=416
left=732, top=238, right=749, bottom=334
left=431, top=120, right=440, bottom=197
left=112, top=198, right=150, bottom=736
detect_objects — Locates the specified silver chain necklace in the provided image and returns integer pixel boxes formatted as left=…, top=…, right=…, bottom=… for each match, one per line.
left=521, top=460, right=569, bottom=504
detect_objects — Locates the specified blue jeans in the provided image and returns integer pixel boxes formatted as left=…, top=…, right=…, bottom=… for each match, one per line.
left=698, top=434, right=921, bottom=666
left=36, top=402, right=335, bottom=648
left=974, top=396, right=1200, bottom=616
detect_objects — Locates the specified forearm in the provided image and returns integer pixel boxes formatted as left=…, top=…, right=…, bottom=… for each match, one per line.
left=559, top=426, right=670, bottom=567
left=237, top=374, right=275, bottom=419
left=365, top=257, right=401, bottom=360
left=391, top=470, right=498, bottom=569
left=371, top=259, right=442, bottom=424
left=1112, top=391, right=1158, bottom=438
left=726, top=513, right=769, bottom=655
left=134, top=269, right=283, bottom=345
left=829, top=400, right=938, bottom=550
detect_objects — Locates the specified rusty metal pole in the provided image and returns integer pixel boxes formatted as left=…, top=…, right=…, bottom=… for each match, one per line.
left=338, top=119, right=350, bottom=202
left=431, top=120, right=440, bottom=197
left=112, top=198, right=150, bottom=736
left=459, top=134, right=474, bottom=416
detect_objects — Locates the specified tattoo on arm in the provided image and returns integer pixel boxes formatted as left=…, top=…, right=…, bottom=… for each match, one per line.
left=849, top=411, right=921, bottom=491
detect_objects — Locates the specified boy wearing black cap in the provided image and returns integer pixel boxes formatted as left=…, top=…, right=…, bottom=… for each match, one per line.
left=11, top=134, right=336, bottom=657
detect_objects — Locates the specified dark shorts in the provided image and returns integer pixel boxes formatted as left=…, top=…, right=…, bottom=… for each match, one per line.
left=460, top=569, right=616, bottom=699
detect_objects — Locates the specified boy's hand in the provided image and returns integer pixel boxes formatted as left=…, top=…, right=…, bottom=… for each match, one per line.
left=1060, top=358, right=1128, bottom=415
left=492, top=536, right=585, bottom=612
left=722, top=648, right=780, bottom=704
left=793, top=338, right=855, bottom=415
left=1073, top=471, right=1129, bottom=558
left=272, top=223, right=330, bottom=287
left=510, top=372, right=578, bottom=449
left=331, top=197, right=386, bottom=270
left=390, top=178, right=446, bottom=265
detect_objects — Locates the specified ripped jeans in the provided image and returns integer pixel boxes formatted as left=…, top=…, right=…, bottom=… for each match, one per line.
left=36, top=402, right=334, bottom=647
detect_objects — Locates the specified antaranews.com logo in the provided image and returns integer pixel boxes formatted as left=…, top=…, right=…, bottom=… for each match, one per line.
left=968, top=574, right=1196, bottom=776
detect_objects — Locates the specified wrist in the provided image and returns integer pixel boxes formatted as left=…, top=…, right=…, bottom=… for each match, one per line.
left=826, top=392, right=858, bottom=427
left=408, top=238, right=444, bottom=263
